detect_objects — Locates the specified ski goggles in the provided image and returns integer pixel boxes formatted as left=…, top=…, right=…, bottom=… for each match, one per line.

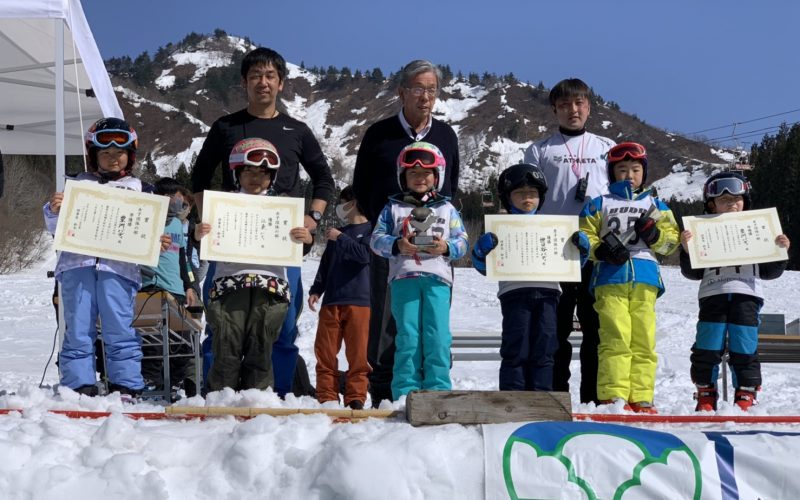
left=398, top=148, right=442, bottom=169
left=705, top=176, right=750, bottom=198
left=607, top=142, right=647, bottom=164
left=230, top=147, right=281, bottom=169
left=86, top=129, right=138, bottom=149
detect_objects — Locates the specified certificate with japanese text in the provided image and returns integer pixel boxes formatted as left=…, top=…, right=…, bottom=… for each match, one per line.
left=683, top=208, right=787, bottom=268
left=53, top=180, right=168, bottom=266
left=200, top=191, right=304, bottom=267
left=485, top=214, right=581, bottom=282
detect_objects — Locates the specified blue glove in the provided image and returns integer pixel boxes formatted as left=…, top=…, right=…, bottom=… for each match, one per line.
left=471, top=232, right=498, bottom=275
left=571, top=231, right=590, bottom=267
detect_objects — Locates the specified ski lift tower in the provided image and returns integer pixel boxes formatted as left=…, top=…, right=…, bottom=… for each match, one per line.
left=732, top=147, right=752, bottom=173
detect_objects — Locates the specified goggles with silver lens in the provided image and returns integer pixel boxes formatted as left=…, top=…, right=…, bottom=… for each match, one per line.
left=230, top=148, right=281, bottom=169
left=705, top=176, right=750, bottom=198
left=86, top=129, right=137, bottom=149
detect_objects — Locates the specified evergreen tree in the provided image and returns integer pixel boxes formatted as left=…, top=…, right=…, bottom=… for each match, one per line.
left=749, top=123, right=800, bottom=269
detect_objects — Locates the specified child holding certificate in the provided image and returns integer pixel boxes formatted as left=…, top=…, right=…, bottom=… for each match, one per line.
left=194, top=138, right=313, bottom=392
left=44, top=117, right=152, bottom=399
left=680, top=171, right=790, bottom=411
left=370, top=142, right=469, bottom=400
left=579, top=142, right=679, bottom=414
left=471, top=163, right=562, bottom=391
left=308, top=186, right=372, bottom=410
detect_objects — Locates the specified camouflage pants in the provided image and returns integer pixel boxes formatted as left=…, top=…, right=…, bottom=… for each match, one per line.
left=205, top=288, right=288, bottom=392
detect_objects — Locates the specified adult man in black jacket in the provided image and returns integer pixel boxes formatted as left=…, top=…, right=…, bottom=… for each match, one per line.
left=352, top=59, right=460, bottom=406
left=191, top=47, right=335, bottom=397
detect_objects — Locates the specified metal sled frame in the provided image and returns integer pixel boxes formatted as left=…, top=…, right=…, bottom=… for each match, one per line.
left=132, top=290, right=203, bottom=401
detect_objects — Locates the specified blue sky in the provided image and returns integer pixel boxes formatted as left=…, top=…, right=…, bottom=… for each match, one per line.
left=82, top=0, right=799, bottom=147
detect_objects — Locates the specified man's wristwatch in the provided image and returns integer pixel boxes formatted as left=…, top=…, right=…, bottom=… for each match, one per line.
left=308, top=210, right=322, bottom=223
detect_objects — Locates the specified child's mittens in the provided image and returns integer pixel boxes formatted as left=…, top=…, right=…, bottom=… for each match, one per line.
left=471, top=232, right=498, bottom=275
left=571, top=231, right=590, bottom=266
left=595, top=241, right=630, bottom=265
left=634, top=216, right=660, bottom=247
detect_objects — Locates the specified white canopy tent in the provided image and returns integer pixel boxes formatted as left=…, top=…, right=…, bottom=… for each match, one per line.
left=0, top=0, right=122, bottom=190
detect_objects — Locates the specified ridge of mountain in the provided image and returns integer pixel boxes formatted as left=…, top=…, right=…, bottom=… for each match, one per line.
left=107, top=33, right=732, bottom=201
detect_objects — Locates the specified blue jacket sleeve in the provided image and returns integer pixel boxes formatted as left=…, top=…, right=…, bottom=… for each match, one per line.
left=445, top=206, right=469, bottom=260
left=309, top=241, right=333, bottom=297
left=336, top=231, right=372, bottom=265
left=370, top=204, right=398, bottom=258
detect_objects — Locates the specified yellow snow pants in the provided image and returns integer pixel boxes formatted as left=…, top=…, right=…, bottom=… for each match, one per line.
left=594, top=282, right=658, bottom=403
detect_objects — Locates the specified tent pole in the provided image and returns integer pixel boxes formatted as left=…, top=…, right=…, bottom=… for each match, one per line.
left=55, top=19, right=65, bottom=191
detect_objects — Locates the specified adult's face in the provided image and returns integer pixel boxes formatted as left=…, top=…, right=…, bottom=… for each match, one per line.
left=242, top=62, right=284, bottom=109
left=553, top=95, right=590, bottom=131
left=398, top=71, right=438, bottom=126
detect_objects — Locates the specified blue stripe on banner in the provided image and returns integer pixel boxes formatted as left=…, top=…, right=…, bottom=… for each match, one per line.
left=704, top=432, right=739, bottom=500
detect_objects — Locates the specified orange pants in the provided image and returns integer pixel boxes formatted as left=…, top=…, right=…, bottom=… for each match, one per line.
left=314, top=304, right=371, bottom=405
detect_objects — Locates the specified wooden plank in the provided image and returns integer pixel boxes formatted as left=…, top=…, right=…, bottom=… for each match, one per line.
left=165, top=406, right=401, bottom=420
left=406, top=390, right=572, bottom=426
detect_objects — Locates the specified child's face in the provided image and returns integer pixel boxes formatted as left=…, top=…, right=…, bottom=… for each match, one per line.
left=554, top=95, right=590, bottom=131
left=405, top=165, right=435, bottom=194
left=239, top=165, right=273, bottom=194
left=96, top=147, right=129, bottom=173
left=709, top=193, right=744, bottom=213
left=509, top=186, right=540, bottom=213
left=612, top=160, right=644, bottom=189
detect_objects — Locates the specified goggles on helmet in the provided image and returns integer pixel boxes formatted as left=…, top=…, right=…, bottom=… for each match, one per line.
left=607, top=142, right=647, bottom=164
left=230, top=148, right=281, bottom=170
left=398, top=148, right=441, bottom=169
left=86, top=129, right=138, bottom=149
left=705, top=176, right=750, bottom=198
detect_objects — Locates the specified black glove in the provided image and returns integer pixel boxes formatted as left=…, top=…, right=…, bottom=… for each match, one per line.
left=634, top=217, right=660, bottom=247
left=595, top=241, right=630, bottom=265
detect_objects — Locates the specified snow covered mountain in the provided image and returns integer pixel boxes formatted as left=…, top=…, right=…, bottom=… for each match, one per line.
left=108, top=33, right=732, bottom=201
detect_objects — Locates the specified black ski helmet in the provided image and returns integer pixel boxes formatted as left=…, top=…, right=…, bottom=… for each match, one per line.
left=498, top=163, right=548, bottom=212
left=703, top=171, right=752, bottom=213
left=84, top=117, right=138, bottom=173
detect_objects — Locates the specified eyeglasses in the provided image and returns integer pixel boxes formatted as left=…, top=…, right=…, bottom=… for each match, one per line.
left=607, top=142, right=647, bottom=164
left=405, top=86, right=439, bottom=98
left=399, top=149, right=440, bottom=169
left=705, top=176, right=750, bottom=198
left=86, top=129, right=137, bottom=149
left=230, top=148, right=281, bottom=169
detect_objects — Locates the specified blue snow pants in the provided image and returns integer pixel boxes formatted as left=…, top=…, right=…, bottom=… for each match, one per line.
left=499, top=288, right=559, bottom=391
left=390, top=276, right=452, bottom=400
left=271, top=266, right=302, bottom=397
left=59, top=267, right=143, bottom=391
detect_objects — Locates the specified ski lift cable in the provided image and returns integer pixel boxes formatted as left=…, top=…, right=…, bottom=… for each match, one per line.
left=686, top=107, right=800, bottom=136
left=705, top=120, right=800, bottom=143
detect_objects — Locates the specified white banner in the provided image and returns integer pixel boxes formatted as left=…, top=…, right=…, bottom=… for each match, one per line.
left=483, top=421, right=800, bottom=499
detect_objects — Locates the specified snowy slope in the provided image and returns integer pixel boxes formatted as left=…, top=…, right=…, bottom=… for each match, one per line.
left=2, top=253, right=800, bottom=498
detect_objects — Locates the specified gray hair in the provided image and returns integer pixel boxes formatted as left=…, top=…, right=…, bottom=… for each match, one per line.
left=398, top=59, right=443, bottom=88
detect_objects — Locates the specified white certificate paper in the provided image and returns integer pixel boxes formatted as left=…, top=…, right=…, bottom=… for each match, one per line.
left=200, top=191, right=305, bottom=267
left=485, top=214, right=581, bottom=282
left=53, top=180, right=168, bottom=266
left=683, top=207, right=787, bottom=269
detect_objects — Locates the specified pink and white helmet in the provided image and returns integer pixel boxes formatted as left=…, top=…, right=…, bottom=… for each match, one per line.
left=229, top=138, right=281, bottom=172
left=396, top=141, right=447, bottom=192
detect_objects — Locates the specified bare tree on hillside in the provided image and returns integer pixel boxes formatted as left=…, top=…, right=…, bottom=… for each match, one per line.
left=0, top=156, right=52, bottom=273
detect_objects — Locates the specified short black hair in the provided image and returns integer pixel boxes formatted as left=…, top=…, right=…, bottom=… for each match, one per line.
left=339, top=185, right=364, bottom=214
left=548, top=78, right=592, bottom=107
left=240, top=47, right=287, bottom=81
left=153, top=177, right=182, bottom=196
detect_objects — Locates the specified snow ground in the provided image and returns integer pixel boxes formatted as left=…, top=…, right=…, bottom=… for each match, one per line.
left=1, top=253, right=800, bottom=499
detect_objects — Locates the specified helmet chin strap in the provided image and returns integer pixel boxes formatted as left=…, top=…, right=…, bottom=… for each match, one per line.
left=97, top=167, right=128, bottom=182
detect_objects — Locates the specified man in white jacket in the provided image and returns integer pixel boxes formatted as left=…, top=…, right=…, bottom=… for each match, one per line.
left=523, top=78, right=615, bottom=404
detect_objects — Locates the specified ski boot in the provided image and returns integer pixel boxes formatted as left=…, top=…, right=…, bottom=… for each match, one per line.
left=694, top=385, right=718, bottom=412
left=598, top=398, right=632, bottom=411
left=629, top=401, right=658, bottom=414
left=734, top=386, right=758, bottom=411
